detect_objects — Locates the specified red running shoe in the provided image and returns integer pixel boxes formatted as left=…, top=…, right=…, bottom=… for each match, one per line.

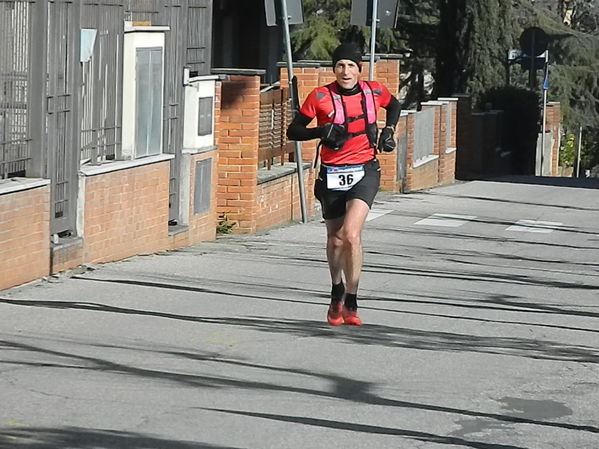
left=327, top=301, right=344, bottom=326
left=342, top=307, right=362, bottom=326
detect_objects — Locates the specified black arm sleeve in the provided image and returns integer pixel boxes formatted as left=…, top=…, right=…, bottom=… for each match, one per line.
left=384, top=96, right=401, bottom=128
left=286, top=112, right=322, bottom=141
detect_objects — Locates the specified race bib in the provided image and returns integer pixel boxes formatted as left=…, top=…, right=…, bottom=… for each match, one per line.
left=326, top=164, right=365, bottom=191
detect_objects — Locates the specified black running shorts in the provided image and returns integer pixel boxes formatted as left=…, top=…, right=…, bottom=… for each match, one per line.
left=314, top=158, right=381, bottom=220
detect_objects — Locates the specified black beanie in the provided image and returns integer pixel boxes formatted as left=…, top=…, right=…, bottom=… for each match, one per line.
left=332, top=43, right=363, bottom=67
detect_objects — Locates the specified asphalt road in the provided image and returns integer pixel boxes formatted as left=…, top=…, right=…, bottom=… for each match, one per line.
left=1, top=176, right=598, bottom=449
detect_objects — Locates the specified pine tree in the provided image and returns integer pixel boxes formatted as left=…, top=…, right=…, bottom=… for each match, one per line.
left=435, top=1, right=519, bottom=102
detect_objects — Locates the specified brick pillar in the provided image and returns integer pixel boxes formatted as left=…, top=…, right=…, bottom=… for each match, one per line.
left=216, top=75, right=260, bottom=234
left=404, top=111, right=417, bottom=191
left=375, top=57, right=401, bottom=191
left=438, top=98, right=458, bottom=184
left=547, top=102, right=561, bottom=176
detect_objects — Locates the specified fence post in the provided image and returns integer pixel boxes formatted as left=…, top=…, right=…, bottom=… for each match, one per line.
left=28, top=0, right=49, bottom=178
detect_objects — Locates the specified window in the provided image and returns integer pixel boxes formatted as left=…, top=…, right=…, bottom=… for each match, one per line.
left=198, top=96, right=213, bottom=136
left=135, top=47, right=163, bottom=158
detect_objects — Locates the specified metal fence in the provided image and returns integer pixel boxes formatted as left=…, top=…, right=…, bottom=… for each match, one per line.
left=80, top=0, right=124, bottom=164
left=1, top=0, right=213, bottom=234
left=0, top=0, right=32, bottom=179
left=258, top=87, right=294, bottom=169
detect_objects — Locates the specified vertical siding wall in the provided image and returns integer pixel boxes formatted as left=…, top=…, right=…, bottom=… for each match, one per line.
left=0, top=182, right=50, bottom=290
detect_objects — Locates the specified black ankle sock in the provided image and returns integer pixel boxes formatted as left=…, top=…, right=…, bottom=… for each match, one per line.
left=344, top=293, right=358, bottom=310
left=331, top=281, right=345, bottom=303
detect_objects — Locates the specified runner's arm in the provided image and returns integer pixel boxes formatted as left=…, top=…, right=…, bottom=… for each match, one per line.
left=383, top=96, right=401, bottom=129
left=286, top=112, right=323, bottom=141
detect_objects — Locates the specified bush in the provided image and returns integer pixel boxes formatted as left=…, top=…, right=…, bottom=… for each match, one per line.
left=559, top=132, right=577, bottom=167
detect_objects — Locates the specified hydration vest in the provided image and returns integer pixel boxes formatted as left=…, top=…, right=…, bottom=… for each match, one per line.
left=327, top=80, right=378, bottom=148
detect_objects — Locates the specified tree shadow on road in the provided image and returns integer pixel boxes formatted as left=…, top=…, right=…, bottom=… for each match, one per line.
left=0, top=427, right=241, bottom=449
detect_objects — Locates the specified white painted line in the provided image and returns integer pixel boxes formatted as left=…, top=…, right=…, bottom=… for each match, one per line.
left=506, top=220, right=563, bottom=233
left=414, top=213, right=477, bottom=227
left=366, top=208, right=393, bottom=222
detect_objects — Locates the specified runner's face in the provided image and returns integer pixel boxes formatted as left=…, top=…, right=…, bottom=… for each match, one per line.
left=334, top=59, right=360, bottom=89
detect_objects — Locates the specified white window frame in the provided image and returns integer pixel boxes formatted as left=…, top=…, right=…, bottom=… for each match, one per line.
left=121, top=25, right=168, bottom=160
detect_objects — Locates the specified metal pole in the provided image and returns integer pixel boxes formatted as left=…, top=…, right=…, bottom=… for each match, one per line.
left=540, top=88, right=548, bottom=176
left=540, top=57, right=548, bottom=176
left=369, top=0, right=378, bottom=81
left=576, top=125, right=583, bottom=177
left=280, top=0, right=308, bottom=223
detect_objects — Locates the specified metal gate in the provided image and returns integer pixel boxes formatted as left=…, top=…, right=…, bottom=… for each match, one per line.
left=164, top=2, right=185, bottom=223
left=46, top=0, right=80, bottom=235
left=0, top=0, right=32, bottom=179
left=80, top=0, right=125, bottom=164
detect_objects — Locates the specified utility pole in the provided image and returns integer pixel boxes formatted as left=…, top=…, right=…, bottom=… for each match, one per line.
left=280, top=0, right=307, bottom=223
left=540, top=51, right=549, bottom=176
left=576, top=125, right=583, bottom=177
left=265, top=0, right=307, bottom=223
left=368, top=0, right=379, bottom=81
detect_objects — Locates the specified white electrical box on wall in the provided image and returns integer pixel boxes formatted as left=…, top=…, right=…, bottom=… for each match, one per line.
left=183, top=73, right=218, bottom=153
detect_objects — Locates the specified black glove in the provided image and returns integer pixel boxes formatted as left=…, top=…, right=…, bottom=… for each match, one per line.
left=320, top=123, right=349, bottom=151
left=378, top=126, right=396, bottom=152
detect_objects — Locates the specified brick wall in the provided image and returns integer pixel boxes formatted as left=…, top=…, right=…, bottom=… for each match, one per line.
left=256, top=169, right=313, bottom=231
left=0, top=182, right=50, bottom=290
left=216, top=73, right=317, bottom=234
left=216, top=75, right=260, bottom=234
left=82, top=161, right=170, bottom=264
left=409, top=159, right=440, bottom=192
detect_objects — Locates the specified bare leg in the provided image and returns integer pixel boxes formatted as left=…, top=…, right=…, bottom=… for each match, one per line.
left=338, top=199, right=370, bottom=294
left=324, top=199, right=370, bottom=294
left=325, top=216, right=345, bottom=286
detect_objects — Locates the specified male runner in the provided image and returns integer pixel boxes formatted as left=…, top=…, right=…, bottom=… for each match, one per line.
left=287, top=42, right=401, bottom=326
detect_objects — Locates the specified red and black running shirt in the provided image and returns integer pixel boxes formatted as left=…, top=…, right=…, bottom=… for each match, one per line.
left=299, top=81, right=392, bottom=166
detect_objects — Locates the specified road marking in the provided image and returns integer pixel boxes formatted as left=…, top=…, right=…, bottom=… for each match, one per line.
left=414, top=213, right=477, bottom=227
left=506, top=220, right=563, bottom=233
left=366, top=208, right=393, bottom=222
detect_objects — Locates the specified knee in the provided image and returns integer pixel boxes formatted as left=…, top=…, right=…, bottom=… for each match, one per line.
left=340, top=229, right=361, bottom=250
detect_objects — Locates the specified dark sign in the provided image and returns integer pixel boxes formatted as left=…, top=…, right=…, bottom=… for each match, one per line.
left=350, top=0, right=400, bottom=29
left=519, top=27, right=549, bottom=57
left=265, top=0, right=304, bottom=26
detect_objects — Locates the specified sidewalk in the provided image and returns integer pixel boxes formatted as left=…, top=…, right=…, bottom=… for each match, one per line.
left=1, top=181, right=599, bottom=449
